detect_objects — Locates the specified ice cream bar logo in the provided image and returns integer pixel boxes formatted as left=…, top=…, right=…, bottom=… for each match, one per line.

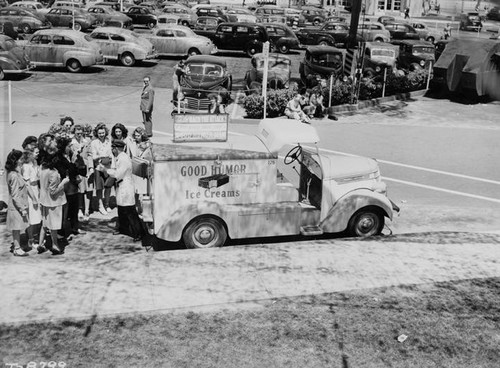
left=198, top=174, right=230, bottom=189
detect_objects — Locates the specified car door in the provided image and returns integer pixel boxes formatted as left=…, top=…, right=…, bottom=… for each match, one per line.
left=46, top=8, right=61, bottom=27
left=91, top=31, right=112, bottom=58
left=109, top=33, right=126, bottom=58
left=60, top=8, right=74, bottom=28
left=52, top=34, right=75, bottom=65
left=126, top=7, right=139, bottom=23
left=213, top=24, right=232, bottom=49
left=26, top=33, right=56, bottom=65
left=151, top=28, right=175, bottom=54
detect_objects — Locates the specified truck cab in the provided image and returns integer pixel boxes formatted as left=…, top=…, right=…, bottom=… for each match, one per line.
left=361, top=42, right=397, bottom=78
left=139, top=119, right=399, bottom=249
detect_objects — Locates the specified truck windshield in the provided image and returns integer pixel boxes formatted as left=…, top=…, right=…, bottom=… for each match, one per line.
left=312, top=53, right=342, bottom=68
left=371, top=49, right=395, bottom=57
left=257, top=57, right=290, bottom=69
left=412, top=47, right=434, bottom=56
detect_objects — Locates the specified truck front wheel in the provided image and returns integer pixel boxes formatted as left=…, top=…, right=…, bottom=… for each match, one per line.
left=183, top=217, right=227, bottom=249
left=347, top=207, right=384, bottom=237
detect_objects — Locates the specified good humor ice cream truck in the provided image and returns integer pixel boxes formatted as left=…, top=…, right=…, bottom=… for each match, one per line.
left=139, top=118, right=399, bottom=249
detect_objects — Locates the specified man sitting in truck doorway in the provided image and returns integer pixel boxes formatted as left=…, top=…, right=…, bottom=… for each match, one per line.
left=98, top=140, right=144, bottom=242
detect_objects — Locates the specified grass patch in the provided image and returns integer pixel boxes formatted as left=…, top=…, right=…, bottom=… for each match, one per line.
left=1, top=278, right=499, bottom=368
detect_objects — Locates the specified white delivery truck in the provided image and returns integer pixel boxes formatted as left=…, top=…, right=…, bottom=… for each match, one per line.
left=138, top=118, right=399, bottom=249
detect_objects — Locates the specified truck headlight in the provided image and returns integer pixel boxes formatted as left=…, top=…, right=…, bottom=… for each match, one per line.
left=375, top=66, right=381, bottom=72
left=420, top=60, right=425, bottom=66
left=371, top=181, right=387, bottom=194
left=178, top=91, right=185, bottom=100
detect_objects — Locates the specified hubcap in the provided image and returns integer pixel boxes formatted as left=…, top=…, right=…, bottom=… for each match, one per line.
left=357, top=214, right=378, bottom=235
left=194, top=225, right=215, bottom=246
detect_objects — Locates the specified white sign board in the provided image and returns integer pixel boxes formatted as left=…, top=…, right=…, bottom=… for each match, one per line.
left=173, top=113, right=229, bottom=142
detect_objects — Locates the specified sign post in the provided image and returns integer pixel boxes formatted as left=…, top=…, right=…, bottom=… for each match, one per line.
left=262, top=41, right=270, bottom=119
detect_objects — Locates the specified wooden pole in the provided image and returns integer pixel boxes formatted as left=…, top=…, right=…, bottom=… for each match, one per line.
left=382, top=67, right=387, bottom=97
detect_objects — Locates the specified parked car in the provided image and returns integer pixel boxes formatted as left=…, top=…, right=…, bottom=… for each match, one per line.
left=295, top=21, right=352, bottom=48
left=191, top=15, right=220, bottom=38
left=377, top=15, right=395, bottom=25
left=157, top=13, right=181, bottom=25
left=397, top=39, right=435, bottom=71
left=87, top=5, right=133, bottom=29
left=411, top=22, right=440, bottom=43
left=486, top=6, right=500, bottom=21
left=0, top=6, right=51, bottom=34
left=0, top=34, right=33, bottom=79
left=299, top=45, right=344, bottom=88
left=10, top=1, right=48, bottom=15
left=122, top=5, right=157, bottom=28
left=300, top=6, right=326, bottom=26
left=195, top=5, right=228, bottom=23
left=161, top=4, right=197, bottom=26
left=50, top=1, right=86, bottom=9
left=459, top=12, right=482, bottom=32
left=244, top=52, right=291, bottom=94
left=361, top=41, right=397, bottom=78
left=263, top=22, right=299, bottom=54
left=89, top=26, right=155, bottom=66
left=211, top=22, right=270, bottom=57
left=255, top=6, right=303, bottom=28
left=172, top=54, right=232, bottom=113
left=384, top=22, right=420, bottom=43
left=145, top=24, right=216, bottom=57
left=19, top=28, right=104, bottom=72
left=357, top=22, right=390, bottom=42
left=226, top=8, right=257, bottom=23
left=45, top=7, right=98, bottom=32
left=95, top=1, right=122, bottom=11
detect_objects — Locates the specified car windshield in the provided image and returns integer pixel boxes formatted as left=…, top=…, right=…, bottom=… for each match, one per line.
left=256, top=57, right=290, bottom=69
left=185, top=63, right=224, bottom=76
left=371, top=49, right=395, bottom=57
left=412, top=47, right=434, bottom=56
left=312, top=53, right=342, bottom=68
left=468, top=15, right=480, bottom=21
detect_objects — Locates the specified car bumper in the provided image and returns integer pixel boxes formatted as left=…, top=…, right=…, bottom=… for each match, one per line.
left=4, top=63, right=35, bottom=74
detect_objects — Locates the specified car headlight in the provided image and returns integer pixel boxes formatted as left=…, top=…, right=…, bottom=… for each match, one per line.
left=178, top=92, right=185, bottom=100
left=375, top=66, right=381, bottom=72
left=420, top=60, right=425, bottom=66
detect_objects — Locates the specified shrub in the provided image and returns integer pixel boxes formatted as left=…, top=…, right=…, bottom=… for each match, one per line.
left=241, top=70, right=429, bottom=118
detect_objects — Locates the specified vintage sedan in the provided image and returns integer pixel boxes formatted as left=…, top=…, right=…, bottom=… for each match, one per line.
left=226, top=8, right=257, bottom=23
left=157, top=13, right=181, bottom=25
left=161, top=4, right=197, bottom=27
left=145, top=24, right=216, bottom=57
left=384, top=22, right=421, bottom=43
left=411, top=22, right=441, bottom=43
left=89, top=26, right=155, bottom=66
left=0, top=34, right=33, bottom=79
left=0, top=6, right=51, bottom=34
left=357, top=22, right=391, bottom=42
left=244, top=52, right=291, bottom=94
left=19, top=29, right=104, bottom=72
left=87, top=5, right=133, bottom=29
left=192, top=15, right=220, bottom=39
left=397, top=39, right=435, bottom=71
left=45, top=7, right=98, bottom=32
left=361, top=42, right=397, bottom=79
left=122, top=5, right=157, bottom=28
left=299, top=45, right=344, bottom=88
left=173, top=54, right=232, bottom=113
left=263, top=22, right=300, bottom=54
left=10, top=1, right=49, bottom=16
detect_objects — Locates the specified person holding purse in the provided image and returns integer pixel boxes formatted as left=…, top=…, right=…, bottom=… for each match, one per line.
left=90, top=123, right=113, bottom=215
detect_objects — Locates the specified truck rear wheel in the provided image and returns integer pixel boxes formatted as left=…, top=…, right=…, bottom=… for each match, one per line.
left=183, top=217, right=227, bottom=249
left=347, top=207, right=384, bottom=237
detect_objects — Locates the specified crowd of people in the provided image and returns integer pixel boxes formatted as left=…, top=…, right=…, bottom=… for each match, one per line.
left=4, top=117, right=151, bottom=257
left=285, top=79, right=337, bottom=124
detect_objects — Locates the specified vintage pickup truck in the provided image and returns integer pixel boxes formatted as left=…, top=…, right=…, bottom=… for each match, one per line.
left=138, top=118, right=399, bottom=249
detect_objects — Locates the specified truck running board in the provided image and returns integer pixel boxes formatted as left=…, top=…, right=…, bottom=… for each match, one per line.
left=300, top=225, right=324, bottom=236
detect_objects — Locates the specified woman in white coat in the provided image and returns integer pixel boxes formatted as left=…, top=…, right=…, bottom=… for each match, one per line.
left=99, top=140, right=143, bottom=241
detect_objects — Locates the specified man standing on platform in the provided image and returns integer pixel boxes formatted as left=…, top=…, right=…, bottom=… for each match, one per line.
left=140, top=76, right=155, bottom=138
left=99, top=140, right=144, bottom=242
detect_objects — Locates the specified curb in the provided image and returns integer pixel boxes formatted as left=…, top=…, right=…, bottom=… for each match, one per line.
left=230, top=89, right=428, bottom=124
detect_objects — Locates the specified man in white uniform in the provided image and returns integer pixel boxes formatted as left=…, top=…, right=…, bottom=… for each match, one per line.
left=99, top=140, right=144, bottom=241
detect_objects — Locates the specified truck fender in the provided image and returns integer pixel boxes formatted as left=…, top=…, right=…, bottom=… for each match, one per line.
left=320, top=189, right=394, bottom=234
left=156, top=202, right=227, bottom=242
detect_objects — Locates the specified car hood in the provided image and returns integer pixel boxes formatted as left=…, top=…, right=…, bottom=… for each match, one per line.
left=256, top=67, right=289, bottom=81
left=320, top=154, right=379, bottom=181
left=370, top=55, right=396, bottom=66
